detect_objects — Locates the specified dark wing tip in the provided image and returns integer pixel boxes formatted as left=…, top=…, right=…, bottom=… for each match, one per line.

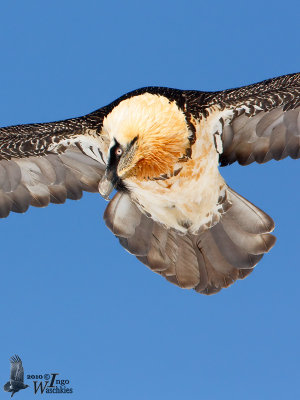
left=10, top=355, right=21, bottom=364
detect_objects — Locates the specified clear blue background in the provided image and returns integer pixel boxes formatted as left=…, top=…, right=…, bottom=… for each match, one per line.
left=0, top=1, right=299, bottom=399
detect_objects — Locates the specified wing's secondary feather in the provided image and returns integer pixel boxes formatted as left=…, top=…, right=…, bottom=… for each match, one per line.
left=0, top=149, right=105, bottom=217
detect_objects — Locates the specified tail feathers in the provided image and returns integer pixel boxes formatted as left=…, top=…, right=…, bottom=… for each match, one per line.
left=104, top=189, right=276, bottom=295
left=195, top=187, right=276, bottom=294
left=225, top=188, right=275, bottom=234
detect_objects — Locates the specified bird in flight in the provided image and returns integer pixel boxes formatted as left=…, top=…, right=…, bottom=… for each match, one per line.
left=3, top=355, right=29, bottom=397
left=0, top=73, right=299, bottom=295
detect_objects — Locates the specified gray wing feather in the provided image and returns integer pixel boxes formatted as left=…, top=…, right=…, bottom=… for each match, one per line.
left=0, top=110, right=109, bottom=217
left=206, top=73, right=300, bottom=166
left=104, top=191, right=275, bottom=295
left=10, top=355, right=24, bottom=382
left=0, top=149, right=105, bottom=218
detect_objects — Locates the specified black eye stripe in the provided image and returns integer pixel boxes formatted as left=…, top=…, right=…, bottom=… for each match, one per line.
left=106, top=141, right=128, bottom=193
left=109, top=144, right=120, bottom=163
left=108, top=136, right=138, bottom=173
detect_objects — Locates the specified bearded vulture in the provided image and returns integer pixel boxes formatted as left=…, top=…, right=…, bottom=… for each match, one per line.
left=0, top=72, right=299, bottom=294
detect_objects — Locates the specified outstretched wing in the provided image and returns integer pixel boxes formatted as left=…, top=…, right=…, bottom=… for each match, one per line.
left=104, top=190, right=275, bottom=295
left=10, top=355, right=24, bottom=382
left=200, top=72, right=300, bottom=166
left=0, top=108, right=110, bottom=217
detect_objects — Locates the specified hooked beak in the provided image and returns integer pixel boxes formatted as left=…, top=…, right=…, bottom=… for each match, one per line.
left=98, top=170, right=114, bottom=200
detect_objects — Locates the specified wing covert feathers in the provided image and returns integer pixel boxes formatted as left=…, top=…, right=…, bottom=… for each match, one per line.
left=104, top=190, right=275, bottom=295
left=212, top=73, right=300, bottom=166
left=0, top=109, right=110, bottom=217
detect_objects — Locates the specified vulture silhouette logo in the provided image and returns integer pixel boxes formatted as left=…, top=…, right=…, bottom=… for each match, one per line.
left=3, top=355, right=29, bottom=397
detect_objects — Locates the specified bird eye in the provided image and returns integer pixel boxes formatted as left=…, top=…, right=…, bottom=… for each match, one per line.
left=115, top=147, right=123, bottom=156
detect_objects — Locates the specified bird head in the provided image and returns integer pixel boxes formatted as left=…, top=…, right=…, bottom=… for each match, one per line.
left=99, top=93, right=191, bottom=197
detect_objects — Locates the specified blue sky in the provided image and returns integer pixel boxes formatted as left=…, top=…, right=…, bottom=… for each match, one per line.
left=0, top=0, right=299, bottom=399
